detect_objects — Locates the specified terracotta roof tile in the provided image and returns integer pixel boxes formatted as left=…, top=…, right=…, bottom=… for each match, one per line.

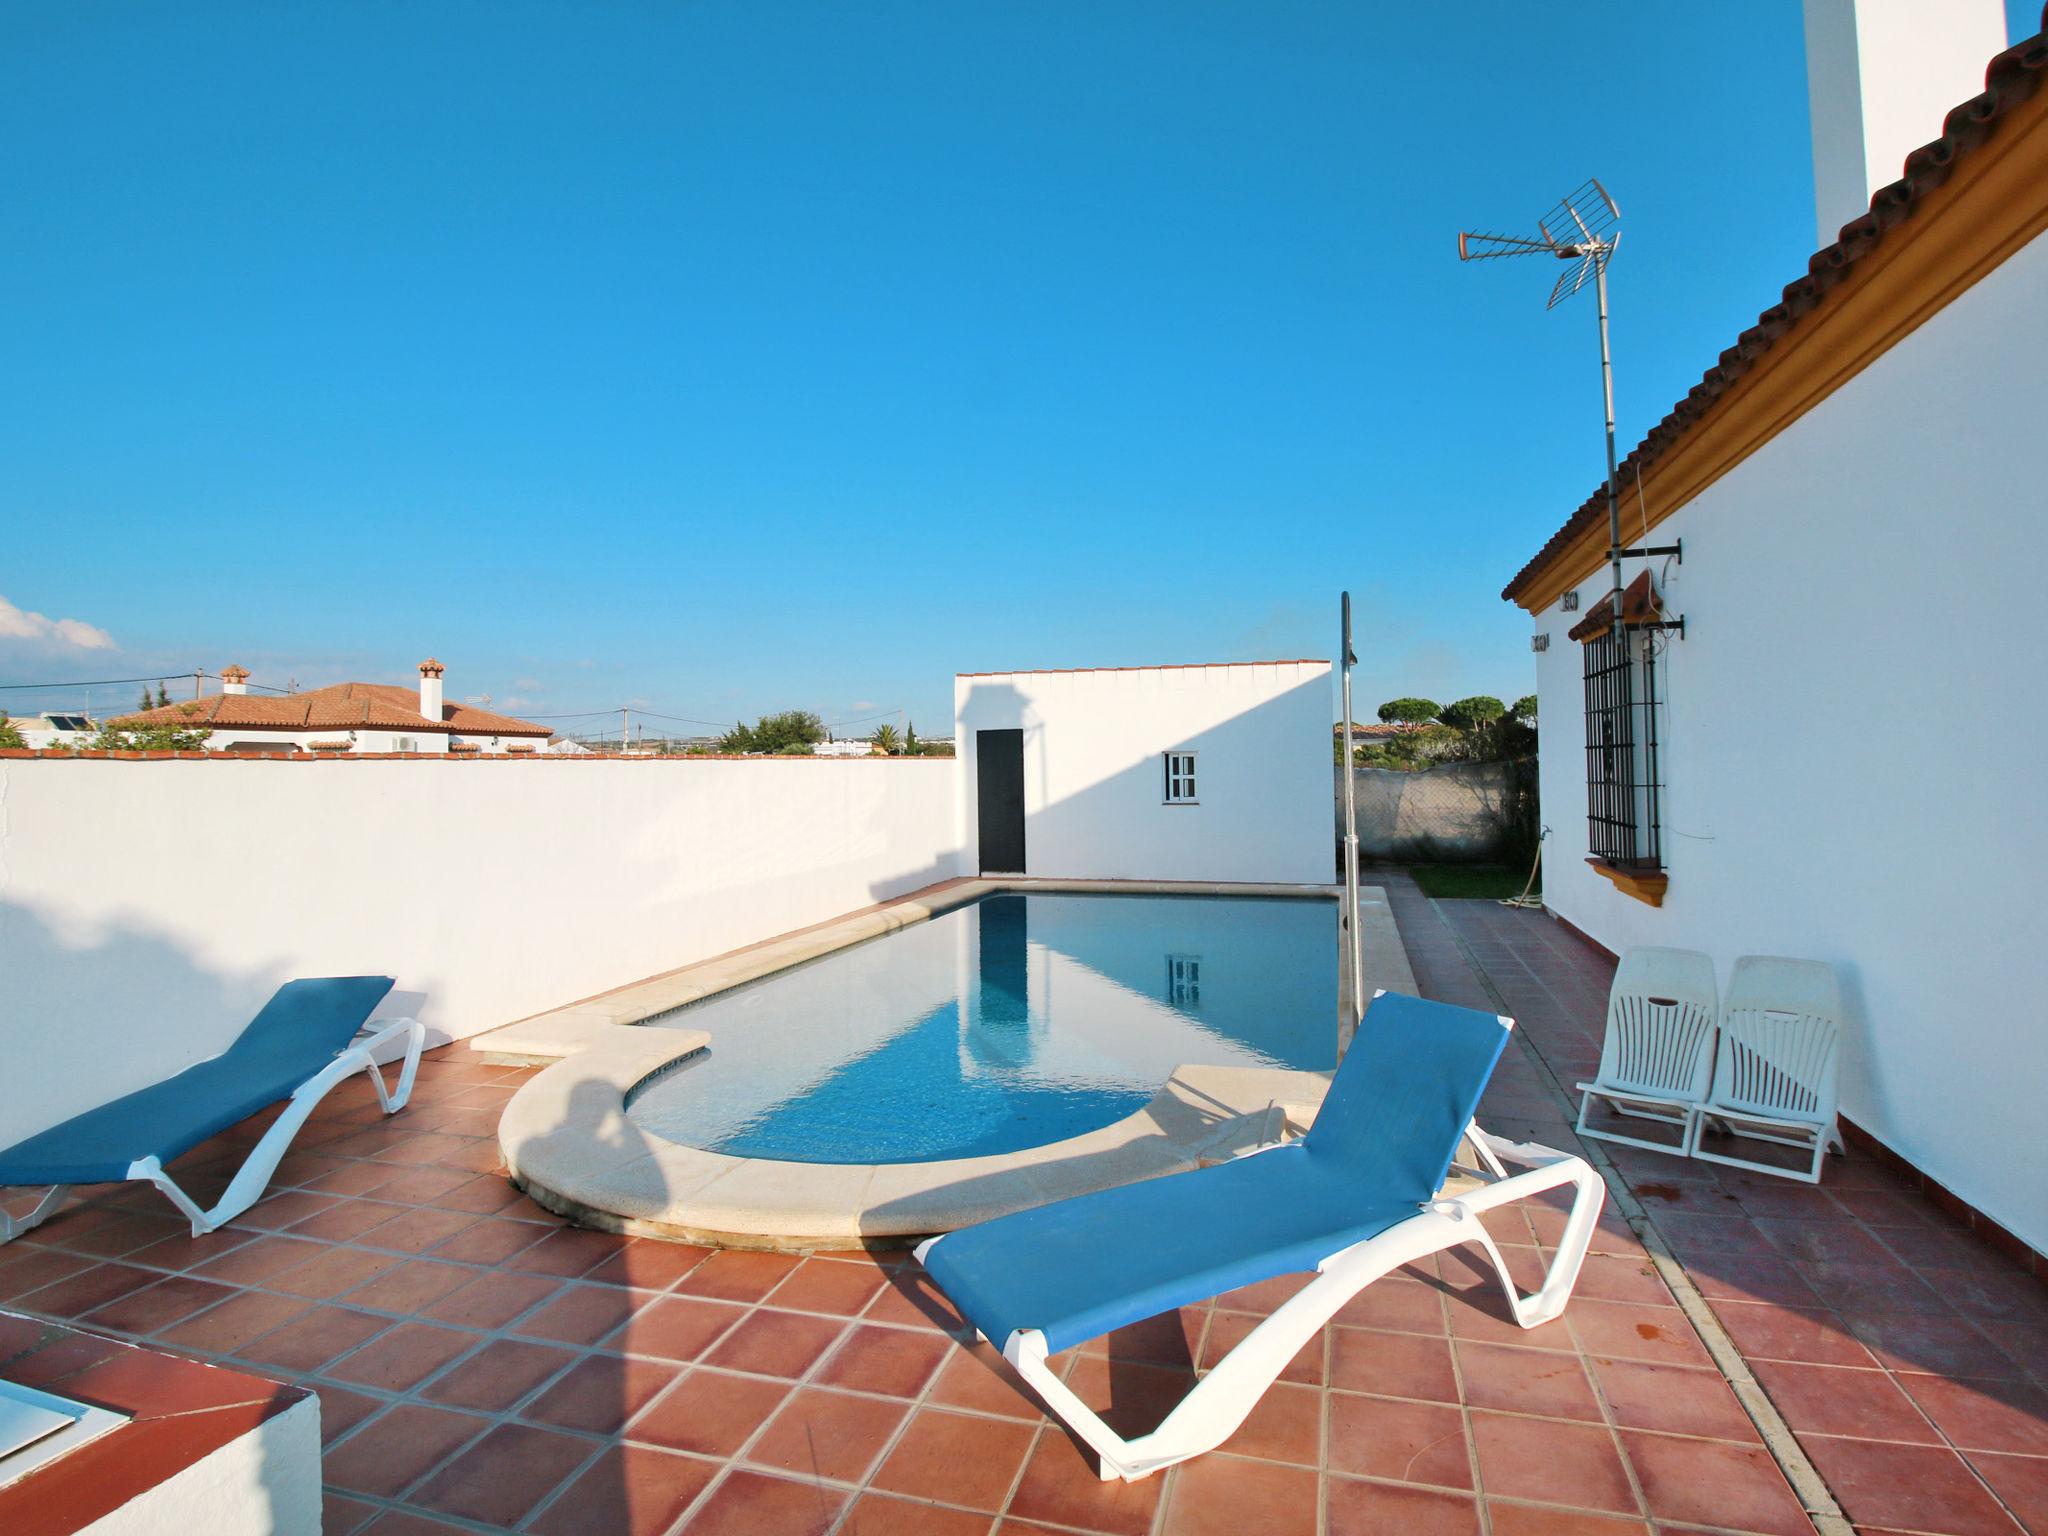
left=110, top=681, right=550, bottom=737
left=1504, top=10, right=2048, bottom=603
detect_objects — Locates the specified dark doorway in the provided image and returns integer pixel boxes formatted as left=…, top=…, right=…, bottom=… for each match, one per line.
left=976, top=728, right=1026, bottom=873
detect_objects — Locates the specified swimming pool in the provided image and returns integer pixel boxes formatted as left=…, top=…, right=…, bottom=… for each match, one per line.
left=626, top=891, right=1337, bottom=1165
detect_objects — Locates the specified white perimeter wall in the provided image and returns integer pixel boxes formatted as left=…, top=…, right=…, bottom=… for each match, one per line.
left=1528, top=230, right=2048, bottom=1249
left=954, top=662, right=1333, bottom=884
left=0, top=758, right=963, bottom=1146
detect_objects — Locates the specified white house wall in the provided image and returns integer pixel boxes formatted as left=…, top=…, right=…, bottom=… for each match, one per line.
left=1527, top=228, right=2048, bottom=1250
left=0, top=758, right=964, bottom=1147
left=954, top=662, right=1333, bottom=885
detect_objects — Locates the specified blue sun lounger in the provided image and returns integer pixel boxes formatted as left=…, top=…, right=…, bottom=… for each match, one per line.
left=916, top=990, right=1605, bottom=1481
left=0, top=977, right=424, bottom=1243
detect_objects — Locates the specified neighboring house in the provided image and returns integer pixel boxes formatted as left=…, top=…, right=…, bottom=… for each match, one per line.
left=1507, top=5, right=2045, bottom=1251
left=955, top=660, right=1332, bottom=883
left=9, top=713, right=97, bottom=751
left=813, top=739, right=877, bottom=757
left=106, top=659, right=552, bottom=755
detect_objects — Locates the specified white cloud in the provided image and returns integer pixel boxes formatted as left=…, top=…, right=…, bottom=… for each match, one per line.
left=851, top=699, right=877, bottom=711
left=514, top=677, right=546, bottom=692
left=0, top=595, right=115, bottom=651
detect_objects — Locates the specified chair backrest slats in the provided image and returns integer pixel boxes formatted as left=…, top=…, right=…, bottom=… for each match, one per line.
left=1711, top=957, right=1841, bottom=1123
left=1598, top=948, right=1718, bottom=1100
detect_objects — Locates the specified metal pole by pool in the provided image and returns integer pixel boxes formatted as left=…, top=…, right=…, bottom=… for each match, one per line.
left=1339, top=592, right=1364, bottom=1026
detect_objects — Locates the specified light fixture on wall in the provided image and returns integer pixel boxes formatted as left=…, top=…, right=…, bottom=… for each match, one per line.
left=1561, top=591, right=1580, bottom=612
left=1531, top=634, right=1550, bottom=652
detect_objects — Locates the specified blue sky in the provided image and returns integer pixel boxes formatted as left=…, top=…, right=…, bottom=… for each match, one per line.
left=3, top=2, right=2035, bottom=736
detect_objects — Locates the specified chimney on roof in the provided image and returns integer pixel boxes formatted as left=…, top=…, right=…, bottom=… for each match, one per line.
left=1801, top=0, right=2008, bottom=248
left=221, top=665, right=250, bottom=696
left=418, top=658, right=446, bottom=722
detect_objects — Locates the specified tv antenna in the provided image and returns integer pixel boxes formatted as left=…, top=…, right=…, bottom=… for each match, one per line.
left=1459, top=179, right=1629, bottom=627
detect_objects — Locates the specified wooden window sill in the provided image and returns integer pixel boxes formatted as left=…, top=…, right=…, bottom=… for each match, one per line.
left=1586, top=857, right=1668, bottom=907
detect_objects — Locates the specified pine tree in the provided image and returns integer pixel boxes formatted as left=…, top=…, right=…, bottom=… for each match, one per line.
left=155, top=684, right=171, bottom=708
left=138, top=687, right=154, bottom=713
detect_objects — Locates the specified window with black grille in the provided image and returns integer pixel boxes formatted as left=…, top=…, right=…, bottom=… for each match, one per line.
left=1582, top=625, right=1663, bottom=870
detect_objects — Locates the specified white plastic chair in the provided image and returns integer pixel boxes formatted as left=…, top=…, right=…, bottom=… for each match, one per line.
left=1687, top=956, right=1844, bottom=1183
left=1575, top=947, right=1719, bottom=1157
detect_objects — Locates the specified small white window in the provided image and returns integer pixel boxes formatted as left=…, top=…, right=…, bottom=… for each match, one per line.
left=1163, top=751, right=1198, bottom=804
left=394, top=737, right=418, bottom=753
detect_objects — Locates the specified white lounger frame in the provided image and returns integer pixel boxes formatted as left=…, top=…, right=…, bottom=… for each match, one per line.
left=0, top=1017, right=425, bottom=1244
left=916, top=1123, right=1605, bottom=1483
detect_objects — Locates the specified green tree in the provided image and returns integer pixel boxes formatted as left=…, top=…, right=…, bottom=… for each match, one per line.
left=0, top=714, right=25, bottom=750
left=904, top=722, right=918, bottom=753
left=870, top=723, right=902, bottom=755
left=91, top=716, right=213, bottom=751
left=1512, top=694, right=1538, bottom=722
left=721, top=710, right=826, bottom=754
left=137, top=686, right=155, bottom=713
left=1377, top=697, right=1440, bottom=725
left=155, top=683, right=171, bottom=708
left=1438, top=696, right=1507, bottom=732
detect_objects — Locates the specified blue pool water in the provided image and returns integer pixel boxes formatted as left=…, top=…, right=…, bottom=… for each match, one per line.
left=626, top=892, right=1337, bottom=1164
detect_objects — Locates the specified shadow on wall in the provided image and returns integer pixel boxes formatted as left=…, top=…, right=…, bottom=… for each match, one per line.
left=954, top=673, right=1331, bottom=883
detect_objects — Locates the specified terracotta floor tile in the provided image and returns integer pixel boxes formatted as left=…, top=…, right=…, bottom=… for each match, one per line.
left=1467, top=1410, right=1637, bottom=1514
left=527, top=1444, right=720, bottom=1536
left=1199, top=1309, right=1322, bottom=1385
left=1213, top=1270, right=1313, bottom=1316
left=1005, top=1431, right=1164, bottom=1536
left=927, top=1340, right=1045, bottom=1420
left=372, top=1165, right=487, bottom=1205
left=1802, top=1436, right=2024, bottom=1535
left=510, top=1281, right=657, bottom=1347
left=584, top=1238, right=713, bottom=1291
left=1325, top=1477, right=1480, bottom=1536
left=1325, top=1393, right=1473, bottom=1489
left=1792, top=1258, right=1947, bottom=1316
left=412, top=1420, right=593, bottom=1527
left=421, top=1268, right=561, bottom=1330
left=1455, top=1338, right=1602, bottom=1421
left=1329, top=1327, right=1459, bottom=1402
left=234, top=1304, right=391, bottom=1372
left=1219, top=1379, right=1322, bottom=1465
left=1897, top=1374, right=2048, bottom=1456
left=266, top=1243, right=407, bottom=1300
left=609, top=1293, right=746, bottom=1360
left=703, top=1306, right=850, bottom=1379
left=1712, top=1301, right=1877, bottom=1366
left=341, top=1259, right=478, bottom=1313
left=356, top=1206, right=482, bottom=1255
left=1057, top=1354, right=1196, bottom=1438
left=632, top=1367, right=793, bottom=1458
left=79, top=1275, right=239, bottom=1335
left=1749, top=1357, right=1943, bottom=1443
left=157, top=1287, right=313, bottom=1353
left=816, top=1323, right=953, bottom=1398
left=323, top=1320, right=480, bottom=1391
left=841, top=1493, right=993, bottom=1536
left=523, top=1350, right=681, bottom=1435
left=764, top=1256, right=890, bottom=1317
left=1588, top=1356, right=1760, bottom=1441
left=1159, top=1454, right=1317, bottom=1536
left=428, top=1216, right=554, bottom=1265
left=1564, top=1298, right=1711, bottom=1367
left=322, top=1403, right=492, bottom=1497
left=746, top=1386, right=910, bottom=1483
left=1569, top=1250, right=1673, bottom=1306
left=0, top=1249, right=98, bottom=1303
left=1618, top=1428, right=1810, bottom=1535
left=1970, top=1449, right=2048, bottom=1532
left=508, top=1226, right=630, bottom=1278
left=1754, top=1216, right=1898, bottom=1267
left=674, top=1248, right=805, bottom=1303
left=677, top=1468, right=845, bottom=1536
left=1080, top=1307, right=1206, bottom=1368
left=323, top=1491, right=378, bottom=1536
left=287, top=1198, right=411, bottom=1244
left=1683, top=1252, right=1823, bottom=1307
left=17, top=1261, right=163, bottom=1318
left=870, top=1406, right=1036, bottom=1510
left=1845, top=1309, right=2032, bottom=1381
left=313, top=1383, right=384, bottom=1444
left=427, top=1171, right=530, bottom=1213
left=420, top=1335, right=576, bottom=1410
left=860, top=1269, right=969, bottom=1333
left=1484, top=1503, right=1649, bottom=1536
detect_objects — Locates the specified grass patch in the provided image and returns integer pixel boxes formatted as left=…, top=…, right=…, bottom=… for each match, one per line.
left=1408, top=863, right=1539, bottom=901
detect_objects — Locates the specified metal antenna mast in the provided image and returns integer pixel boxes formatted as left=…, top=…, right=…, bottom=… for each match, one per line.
left=1459, top=179, right=1625, bottom=627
